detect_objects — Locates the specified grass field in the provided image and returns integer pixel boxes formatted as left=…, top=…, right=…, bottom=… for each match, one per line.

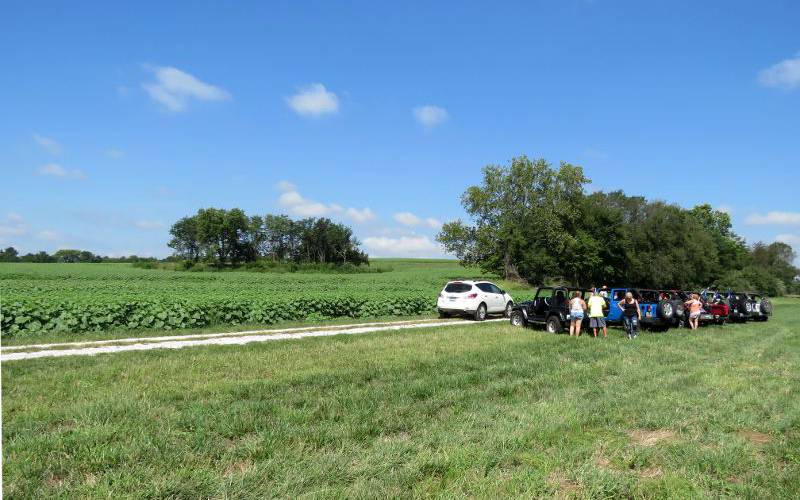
left=3, top=298, right=798, bottom=498
left=0, top=259, right=533, bottom=341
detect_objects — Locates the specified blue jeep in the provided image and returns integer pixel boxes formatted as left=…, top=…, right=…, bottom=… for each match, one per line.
left=602, top=288, right=675, bottom=332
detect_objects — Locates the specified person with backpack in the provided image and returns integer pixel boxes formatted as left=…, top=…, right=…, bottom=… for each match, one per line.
left=618, top=291, right=641, bottom=339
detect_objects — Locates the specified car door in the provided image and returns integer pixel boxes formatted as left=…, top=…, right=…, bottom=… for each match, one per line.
left=487, top=284, right=504, bottom=312
left=475, top=283, right=499, bottom=312
left=607, top=289, right=626, bottom=322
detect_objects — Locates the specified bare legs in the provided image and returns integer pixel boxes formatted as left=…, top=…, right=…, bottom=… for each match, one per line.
left=570, top=319, right=582, bottom=336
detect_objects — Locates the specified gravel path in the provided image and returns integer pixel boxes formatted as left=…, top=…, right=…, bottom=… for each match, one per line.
left=1, top=318, right=505, bottom=362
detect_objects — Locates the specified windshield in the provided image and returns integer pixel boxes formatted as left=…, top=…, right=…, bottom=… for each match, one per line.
left=444, top=283, right=472, bottom=293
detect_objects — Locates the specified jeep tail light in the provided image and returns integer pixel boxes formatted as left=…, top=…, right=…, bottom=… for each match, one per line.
left=467, top=293, right=478, bottom=299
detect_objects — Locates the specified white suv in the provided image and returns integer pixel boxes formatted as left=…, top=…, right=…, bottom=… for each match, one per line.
left=437, top=280, right=514, bottom=321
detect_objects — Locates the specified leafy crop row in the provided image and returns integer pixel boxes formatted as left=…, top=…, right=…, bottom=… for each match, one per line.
left=1, top=295, right=437, bottom=336
left=1, top=262, right=533, bottom=338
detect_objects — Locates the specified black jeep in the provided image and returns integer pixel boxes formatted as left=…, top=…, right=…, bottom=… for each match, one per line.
left=509, top=286, right=590, bottom=333
left=746, top=292, right=773, bottom=321
left=725, top=291, right=756, bottom=322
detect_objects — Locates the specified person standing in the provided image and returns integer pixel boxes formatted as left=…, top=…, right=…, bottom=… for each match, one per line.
left=618, top=291, right=641, bottom=339
left=684, top=293, right=702, bottom=330
left=587, top=291, right=607, bottom=338
left=599, top=285, right=609, bottom=298
left=569, top=291, right=587, bottom=337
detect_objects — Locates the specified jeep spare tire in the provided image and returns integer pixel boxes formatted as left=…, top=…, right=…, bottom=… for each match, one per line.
left=657, top=300, right=674, bottom=319
left=760, top=299, right=773, bottom=315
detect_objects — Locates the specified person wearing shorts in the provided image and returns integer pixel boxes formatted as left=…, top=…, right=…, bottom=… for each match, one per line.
left=618, top=291, right=641, bottom=339
left=569, top=291, right=587, bottom=337
left=685, top=293, right=702, bottom=330
left=586, top=291, right=607, bottom=338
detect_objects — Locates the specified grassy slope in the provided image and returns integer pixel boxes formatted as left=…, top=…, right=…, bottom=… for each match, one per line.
left=3, top=299, right=798, bottom=498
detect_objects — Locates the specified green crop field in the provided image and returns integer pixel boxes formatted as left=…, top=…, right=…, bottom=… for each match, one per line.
left=3, top=298, right=798, bottom=498
left=0, top=260, right=534, bottom=341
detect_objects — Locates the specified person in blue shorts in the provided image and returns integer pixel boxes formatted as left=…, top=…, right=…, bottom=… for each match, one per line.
left=569, top=291, right=587, bottom=337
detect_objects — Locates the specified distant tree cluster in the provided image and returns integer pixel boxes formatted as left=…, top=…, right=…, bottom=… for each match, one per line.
left=437, top=156, right=799, bottom=295
left=168, top=208, right=368, bottom=267
left=0, top=247, right=155, bottom=264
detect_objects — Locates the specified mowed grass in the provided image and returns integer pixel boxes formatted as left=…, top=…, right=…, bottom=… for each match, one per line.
left=3, top=300, right=799, bottom=498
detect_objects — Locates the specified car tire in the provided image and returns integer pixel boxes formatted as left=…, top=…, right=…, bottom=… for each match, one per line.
left=760, top=299, right=773, bottom=315
left=546, top=315, right=562, bottom=334
left=510, top=311, right=525, bottom=327
left=438, top=310, right=450, bottom=319
left=474, top=303, right=487, bottom=321
left=504, top=301, right=513, bottom=318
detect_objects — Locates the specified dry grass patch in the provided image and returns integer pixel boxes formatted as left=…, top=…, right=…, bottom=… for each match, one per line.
left=222, top=459, right=252, bottom=478
left=738, top=430, right=772, bottom=445
left=638, top=466, right=663, bottom=479
left=628, top=429, right=675, bottom=447
left=547, top=469, right=580, bottom=497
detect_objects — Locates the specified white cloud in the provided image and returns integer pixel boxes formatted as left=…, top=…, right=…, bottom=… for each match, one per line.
left=716, top=204, right=734, bottom=215
left=776, top=234, right=800, bottom=246
left=36, top=229, right=61, bottom=241
left=135, top=220, right=165, bottom=230
left=394, top=212, right=421, bottom=227
left=745, top=211, right=800, bottom=226
left=362, top=235, right=444, bottom=258
left=0, top=213, right=27, bottom=238
left=32, top=133, right=61, bottom=155
left=106, top=148, right=125, bottom=159
left=758, top=53, right=800, bottom=89
left=286, top=83, right=339, bottom=116
left=425, top=217, right=442, bottom=229
left=393, top=212, right=442, bottom=229
left=275, top=181, right=374, bottom=223
left=142, top=66, right=231, bottom=112
left=345, top=207, right=376, bottom=223
left=36, top=163, right=86, bottom=179
left=413, top=105, right=449, bottom=128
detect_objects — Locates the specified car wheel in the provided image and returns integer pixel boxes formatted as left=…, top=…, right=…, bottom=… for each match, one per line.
left=438, top=310, right=450, bottom=319
left=474, top=303, right=487, bottom=321
left=504, top=301, right=513, bottom=318
left=510, top=311, right=524, bottom=327
left=760, top=299, right=773, bottom=315
left=546, top=315, right=562, bottom=334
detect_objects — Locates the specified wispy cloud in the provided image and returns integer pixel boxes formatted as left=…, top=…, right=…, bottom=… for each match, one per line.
left=106, top=148, right=125, bottom=159
left=413, top=105, right=449, bottom=128
left=758, top=52, right=800, bottom=90
left=745, top=211, right=800, bottom=226
left=286, top=83, right=339, bottom=116
left=393, top=212, right=443, bottom=229
left=36, top=163, right=86, bottom=179
left=142, top=66, right=231, bottom=112
left=0, top=213, right=27, bottom=239
left=394, top=212, right=421, bottom=227
left=276, top=181, right=375, bottom=223
left=36, top=229, right=61, bottom=241
left=362, top=235, right=444, bottom=258
left=32, top=133, right=61, bottom=155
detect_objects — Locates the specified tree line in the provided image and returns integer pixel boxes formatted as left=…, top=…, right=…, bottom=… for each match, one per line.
left=168, top=208, right=368, bottom=267
left=437, top=156, right=799, bottom=295
left=0, top=247, right=155, bottom=264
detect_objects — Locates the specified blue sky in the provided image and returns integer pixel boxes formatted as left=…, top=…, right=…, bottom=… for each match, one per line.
left=2, top=1, right=799, bottom=259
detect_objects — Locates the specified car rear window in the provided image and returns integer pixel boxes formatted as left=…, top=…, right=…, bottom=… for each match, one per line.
left=445, top=283, right=472, bottom=293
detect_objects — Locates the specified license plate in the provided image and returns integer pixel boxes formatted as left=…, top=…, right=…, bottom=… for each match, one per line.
left=702, top=314, right=713, bottom=320
left=449, top=297, right=457, bottom=301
